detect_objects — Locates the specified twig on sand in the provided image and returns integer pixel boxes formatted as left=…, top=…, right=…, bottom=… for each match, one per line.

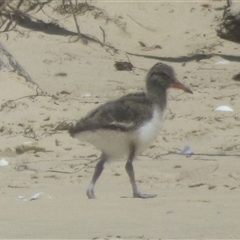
left=0, top=42, right=32, bottom=84
left=126, top=14, right=155, bottom=32
left=0, top=41, right=48, bottom=96
left=69, top=0, right=87, bottom=44
left=99, top=26, right=106, bottom=44
left=0, top=87, right=52, bottom=112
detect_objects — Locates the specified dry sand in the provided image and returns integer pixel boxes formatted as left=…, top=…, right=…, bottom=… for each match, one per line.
left=1, top=1, right=240, bottom=239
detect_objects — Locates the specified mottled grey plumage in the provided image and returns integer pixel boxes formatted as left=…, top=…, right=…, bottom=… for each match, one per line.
left=69, top=62, right=192, bottom=199
left=69, top=93, right=154, bottom=135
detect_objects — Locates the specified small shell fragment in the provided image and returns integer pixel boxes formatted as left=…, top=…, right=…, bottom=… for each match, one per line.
left=178, top=145, right=193, bottom=155
left=0, top=158, right=8, bottom=166
left=214, top=106, right=233, bottom=112
left=215, top=60, right=230, bottom=65
left=30, top=192, right=52, bottom=200
left=16, top=196, right=27, bottom=201
left=82, top=93, right=91, bottom=98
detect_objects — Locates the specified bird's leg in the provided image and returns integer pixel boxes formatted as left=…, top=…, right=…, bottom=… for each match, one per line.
left=125, top=145, right=157, bottom=199
left=86, top=153, right=107, bottom=199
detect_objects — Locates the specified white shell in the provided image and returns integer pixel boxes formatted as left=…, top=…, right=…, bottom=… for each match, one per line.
left=16, top=196, right=27, bottom=201
left=214, top=106, right=233, bottom=112
left=0, top=159, right=8, bottom=166
left=178, top=145, right=193, bottom=155
left=215, top=60, right=230, bottom=65
left=82, top=93, right=91, bottom=97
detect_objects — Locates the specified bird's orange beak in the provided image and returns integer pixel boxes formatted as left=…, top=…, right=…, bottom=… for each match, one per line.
left=172, top=80, right=193, bottom=94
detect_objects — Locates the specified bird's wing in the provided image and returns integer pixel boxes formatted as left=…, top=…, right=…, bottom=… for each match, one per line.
left=73, top=93, right=155, bottom=133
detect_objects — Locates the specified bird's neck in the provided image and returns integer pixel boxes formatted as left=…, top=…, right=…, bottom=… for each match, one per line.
left=146, top=88, right=167, bottom=111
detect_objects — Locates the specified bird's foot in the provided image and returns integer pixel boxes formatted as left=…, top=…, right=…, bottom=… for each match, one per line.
left=86, top=189, right=96, bottom=199
left=133, top=192, right=157, bottom=199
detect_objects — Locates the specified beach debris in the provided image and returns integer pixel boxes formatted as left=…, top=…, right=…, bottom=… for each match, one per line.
left=23, top=127, right=36, bottom=139
left=215, top=60, right=230, bottom=65
left=14, top=164, right=37, bottom=172
left=30, top=192, right=52, bottom=201
left=55, top=72, right=67, bottom=77
left=0, top=158, right=8, bottom=166
left=178, top=145, right=193, bottom=155
left=82, top=93, right=91, bottom=97
left=16, top=196, right=27, bottom=201
left=216, top=4, right=240, bottom=43
left=142, top=45, right=162, bottom=51
left=60, top=90, right=71, bottom=95
left=138, top=41, right=146, bottom=47
left=201, top=4, right=212, bottom=9
left=114, top=61, right=133, bottom=71
left=43, top=116, right=50, bottom=121
left=188, top=183, right=205, bottom=188
left=214, top=105, right=233, bottom=112
left=0, top=42, right=48, bottom=96
left=16, top=192, right=51, bottom=201
left=15, top=145, right=47, bottom=154
left=138, top=41, right=162, bottom=51
left=232, top=72, right=240, bottom=81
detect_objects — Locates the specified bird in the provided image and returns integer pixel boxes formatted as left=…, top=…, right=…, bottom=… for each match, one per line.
left=68, top=62, right=193, bottom=199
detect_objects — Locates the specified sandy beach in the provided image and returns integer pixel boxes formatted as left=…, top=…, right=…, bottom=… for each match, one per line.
left=1, top=1, right=240, bottom=239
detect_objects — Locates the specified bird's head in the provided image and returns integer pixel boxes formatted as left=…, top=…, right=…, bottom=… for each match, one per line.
left=146, top=62, right=193, bottom=94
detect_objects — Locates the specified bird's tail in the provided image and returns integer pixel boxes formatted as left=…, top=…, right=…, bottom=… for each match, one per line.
left=68, top=123, right=76, bottom=137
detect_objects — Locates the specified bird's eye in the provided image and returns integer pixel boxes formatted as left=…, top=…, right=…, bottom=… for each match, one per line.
left=160, top=72, right=168, bottom=79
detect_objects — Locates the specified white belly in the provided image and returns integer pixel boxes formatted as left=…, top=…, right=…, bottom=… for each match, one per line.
left=136, top=107, right=163, bottom=154
left=77, top=130, right=132, bottom=159
left=75, top=107, right=163, bottom=159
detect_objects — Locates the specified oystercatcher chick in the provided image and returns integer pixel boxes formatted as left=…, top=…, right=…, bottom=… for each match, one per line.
left=69, top=62, right=193, bottom=199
